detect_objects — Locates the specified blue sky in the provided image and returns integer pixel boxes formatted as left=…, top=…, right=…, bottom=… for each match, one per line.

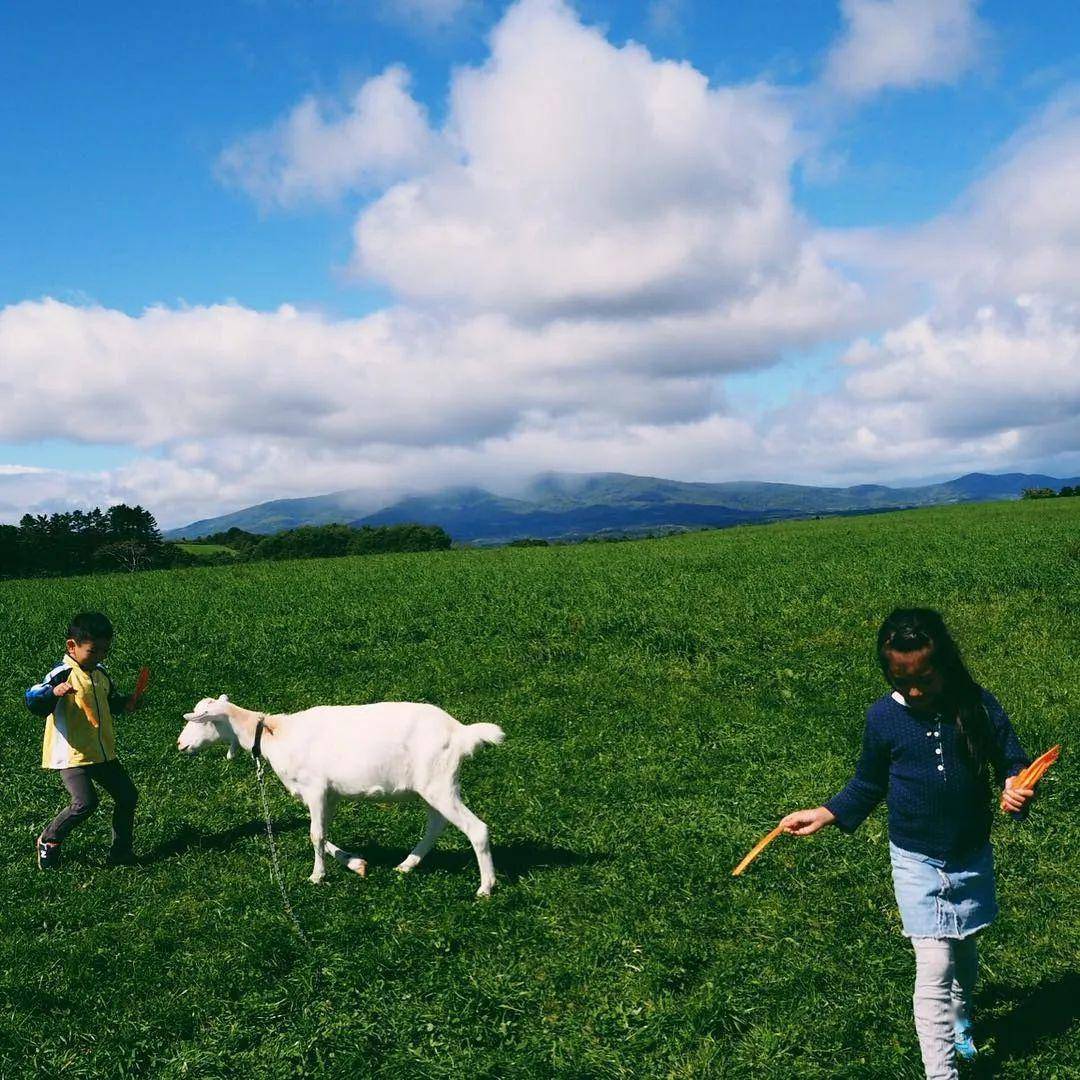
left=2, top=0, right=1079, bottom=524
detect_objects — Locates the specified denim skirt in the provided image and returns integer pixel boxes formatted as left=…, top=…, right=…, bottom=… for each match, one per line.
left=888, top=840, right=998, bottom=939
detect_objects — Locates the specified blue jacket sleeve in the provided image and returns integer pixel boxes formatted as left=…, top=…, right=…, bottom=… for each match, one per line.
left=824, top=713, right=890, bottom=832
left=982, top=690, right=1030, bottom=784
left=25, top=669, right=66, bottom=718
left=982, top=689, right=1032, bottom=822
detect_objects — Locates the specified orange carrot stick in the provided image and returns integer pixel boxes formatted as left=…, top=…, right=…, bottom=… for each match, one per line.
left=732, top=825, right=784, bottom=877
left=127, top=666, right=150, bottom=711
left=1018, top=745, right=1059, bottom=790
left=1002, top=745, right=1060, bottom=813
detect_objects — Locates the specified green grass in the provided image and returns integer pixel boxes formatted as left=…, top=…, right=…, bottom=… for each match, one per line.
left=1, top=499, right=1077, bottom=1078
left=176, top=543, right=239, bottom=558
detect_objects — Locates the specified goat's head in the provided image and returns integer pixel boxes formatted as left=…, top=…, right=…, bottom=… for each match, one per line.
left=177, top=695, right=239, bottom=758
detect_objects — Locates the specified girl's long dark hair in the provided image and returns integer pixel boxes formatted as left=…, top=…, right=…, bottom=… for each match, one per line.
left=877, top=608, right=995, bottom=783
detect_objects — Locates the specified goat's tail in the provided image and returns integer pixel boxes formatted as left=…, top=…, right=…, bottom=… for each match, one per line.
left=455, top=722, right=506, bottom=758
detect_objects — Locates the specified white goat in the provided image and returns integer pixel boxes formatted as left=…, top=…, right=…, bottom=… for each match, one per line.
left=177, top=695, right=505, bottom=896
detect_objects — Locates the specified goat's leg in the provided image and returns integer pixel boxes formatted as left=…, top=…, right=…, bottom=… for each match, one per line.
left=396, top=804, right=447, bottom=873
left=324, top=839, right=367, bottom=877
left=307, top=790, right=330, bottom=884
left=425, top=790, right=495, bottom=897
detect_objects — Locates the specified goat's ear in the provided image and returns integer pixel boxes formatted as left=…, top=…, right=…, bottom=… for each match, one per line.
left=182, top=712, right=198, bottom=721
left=218, top=694, right=229, bottom=703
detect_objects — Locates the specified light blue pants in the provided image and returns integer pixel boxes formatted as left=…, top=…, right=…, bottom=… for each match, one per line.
left=912, top=936, right=978, bottom=1080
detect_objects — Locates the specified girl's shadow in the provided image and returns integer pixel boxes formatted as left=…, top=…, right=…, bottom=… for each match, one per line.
left=971, top=973, right=1080, bottom=1076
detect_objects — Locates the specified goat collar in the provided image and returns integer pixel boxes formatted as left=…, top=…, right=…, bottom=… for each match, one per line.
left=252, top=715, right=269, bottom=761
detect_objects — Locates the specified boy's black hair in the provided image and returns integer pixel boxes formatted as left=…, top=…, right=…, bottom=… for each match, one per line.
left=67, top=612, right=115, bottom=642
left=877, top=608, right=995, bottom=784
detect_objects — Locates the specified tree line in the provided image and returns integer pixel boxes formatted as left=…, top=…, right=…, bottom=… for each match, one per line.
left=0, top=507, right=452, bottom=580
left=188, top=523, right=452, bottom=562
left=0, top=505, right=171, bottom=579
left=1021, top=486, right=1080, bottom=499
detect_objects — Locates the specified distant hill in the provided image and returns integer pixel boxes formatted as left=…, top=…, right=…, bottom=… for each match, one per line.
left=168, top=471, right=1080, bottom=545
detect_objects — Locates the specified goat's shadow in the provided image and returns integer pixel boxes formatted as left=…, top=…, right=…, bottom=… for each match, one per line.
left=969, top=972, right=1080, bottom=1077
left=142, top=818, right=604, bottom=883
left=340, top=839, right=605, bottom=884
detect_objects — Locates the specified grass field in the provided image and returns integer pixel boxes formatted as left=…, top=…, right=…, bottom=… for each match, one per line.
left=175, top=543, right=239, bottom=558
left=1, top=499, right=1077, bottom=1078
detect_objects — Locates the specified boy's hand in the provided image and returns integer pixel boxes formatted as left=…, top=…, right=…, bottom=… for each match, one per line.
left=779, top=807, right=836, bottom=836
left=52, top=682, right=75, bottom=698
left=1000, top=775, right=1035, bottom=814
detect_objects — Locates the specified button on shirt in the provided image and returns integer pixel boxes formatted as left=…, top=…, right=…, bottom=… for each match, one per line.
left=825, top=689, right=1030, bottom=860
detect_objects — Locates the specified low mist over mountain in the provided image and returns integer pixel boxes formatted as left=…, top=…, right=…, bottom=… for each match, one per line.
left=168, top=471, right=1080, bottom=546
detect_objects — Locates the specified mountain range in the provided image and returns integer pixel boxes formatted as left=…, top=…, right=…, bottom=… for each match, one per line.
left=167, top=471, right=1078, bottom=546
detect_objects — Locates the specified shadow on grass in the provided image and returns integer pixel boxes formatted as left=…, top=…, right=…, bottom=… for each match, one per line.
left=139, top=817, right=309, bottom=864
left=971, top=972, right=1080, bottom=1076
left=142, top=820, right=605, bottom=884
left=340, top=839, right=607, bottom=885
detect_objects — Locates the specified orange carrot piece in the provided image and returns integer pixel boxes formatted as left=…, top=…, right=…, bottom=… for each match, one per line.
left=1016, top=745, right=1060, bottom=791
left=732, top=825, right=785, bottom=877
left=127, top=666, right=150, bottom=711
left=1003, top=745, right=1061, bottom=812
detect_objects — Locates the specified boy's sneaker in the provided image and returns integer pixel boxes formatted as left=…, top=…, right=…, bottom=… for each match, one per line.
left=36, top=837, right=61, bottom=870
left=954, top=1020, right=977, bottom=1061
left=105, top=846, right=136, bottom=867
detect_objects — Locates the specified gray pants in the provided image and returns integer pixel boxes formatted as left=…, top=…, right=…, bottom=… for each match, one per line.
left=911, top=936, right=978, bottom=1080
left=41, top=761, right=138, bottom=851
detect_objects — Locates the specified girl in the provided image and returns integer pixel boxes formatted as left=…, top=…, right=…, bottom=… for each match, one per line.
left=780, top=608, right=1034, bottom=1080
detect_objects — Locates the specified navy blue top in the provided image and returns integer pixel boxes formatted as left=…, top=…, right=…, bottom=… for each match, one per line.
left=825, top=689, right=1030, bottom=860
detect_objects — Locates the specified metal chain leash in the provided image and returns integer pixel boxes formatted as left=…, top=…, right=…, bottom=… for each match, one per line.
left=255, top=756, right=313, bottom=950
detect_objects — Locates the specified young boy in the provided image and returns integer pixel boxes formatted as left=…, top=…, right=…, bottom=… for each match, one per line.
left=25, top=612, right=139, bottom=869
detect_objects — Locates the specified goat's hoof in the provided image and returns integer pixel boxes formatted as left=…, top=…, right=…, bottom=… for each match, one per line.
left=347, top=857, right=367, bottom=877
left=309, top=873, right=326, bottom=885
left=395, top=854, right=421, bottom=874
left=475, top=885, right=493, bottom=899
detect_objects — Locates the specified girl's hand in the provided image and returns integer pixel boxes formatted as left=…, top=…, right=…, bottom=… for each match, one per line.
left=1000, top=775, right=1035, bottom=814
left=779, top=807, right=837, bottom=836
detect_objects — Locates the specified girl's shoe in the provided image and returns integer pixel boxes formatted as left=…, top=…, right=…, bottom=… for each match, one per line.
left=36, top=837, right=61, bottom=870
left=954, top=1021, right=977, bottom=1061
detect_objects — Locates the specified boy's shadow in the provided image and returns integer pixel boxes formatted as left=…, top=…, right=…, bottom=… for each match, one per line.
left=971, top=972, right=1080, bottom=1077
left=143, top=820, right=605, bottom=883
left=140, top=817, right=309, bottom=863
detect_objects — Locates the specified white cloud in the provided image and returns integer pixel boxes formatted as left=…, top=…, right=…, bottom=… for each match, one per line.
left=775, top=296, right=1080, bottom=478
left=844, top=297, right=1080, bottom=434
left=0, top=281, right=863, bottom=502
left=824, top=0, right=985, bottom=98
left=379, top=0, right=471, bottom=31
left=217, top=66, right=444, bottom=207
left=791, top=93, right=1080, bottom=482
left=822, top=93, right=1080, bottom=308
left=5, top=293, right=1080, bottom=527
left=647, top=0, right=684, bottom=37
left=352, top=0, right=850, bottom=322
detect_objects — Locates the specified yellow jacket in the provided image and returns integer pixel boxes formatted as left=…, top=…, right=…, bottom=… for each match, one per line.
left=26, top=656, right=123, bottom=769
